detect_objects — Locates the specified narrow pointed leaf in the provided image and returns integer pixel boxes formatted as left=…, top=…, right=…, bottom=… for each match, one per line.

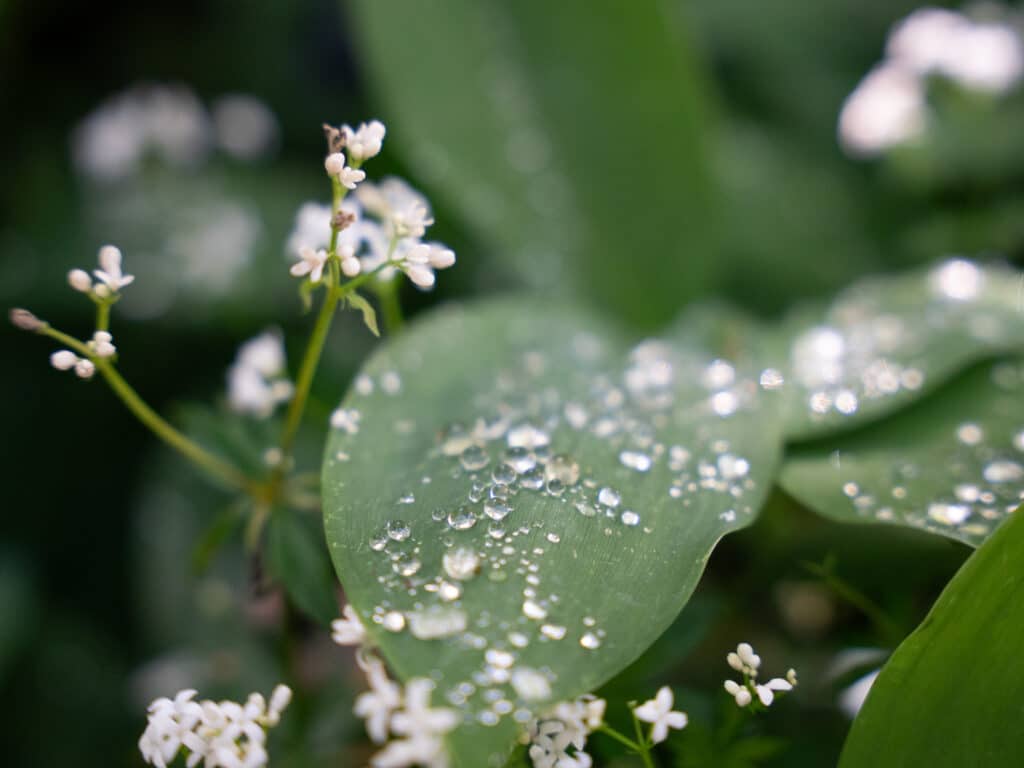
left=322, top=301, right=784, bottom=766
left=839, top=502, right=1024, bottom=767
left=780, top=358, right=1024, bottom=547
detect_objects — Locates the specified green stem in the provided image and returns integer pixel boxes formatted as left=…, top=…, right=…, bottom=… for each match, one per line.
left=631, top=713, right=656, bottom=768
left=95, top=301, right=111, bottom=333
left=596, top=725, right=643, bottom=752
left=802, top=557, right=903, bottom=645
left=41, top=326, right=252, bottom=492
left=376, top=279, right=404, bottom=334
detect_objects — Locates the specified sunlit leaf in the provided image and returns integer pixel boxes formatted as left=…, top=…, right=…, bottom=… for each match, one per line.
left=838, top=501, right=1024, bottom=767
left=780, top=358, right=1024, bottom=547
left=347, top=0, right=717, bottom=329
left=322, top=300, right=784, bottom=766
left=777, top=258, right=1024, bottom=440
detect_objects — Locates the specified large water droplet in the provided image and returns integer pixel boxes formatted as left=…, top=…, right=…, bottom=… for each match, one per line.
left=460, top=445, right=490, bottom=472
left=597, top=487, right=621, bottom=508
left=447, top=506, right=478, bottom=531
left=385, top=520, right=411, bottom=541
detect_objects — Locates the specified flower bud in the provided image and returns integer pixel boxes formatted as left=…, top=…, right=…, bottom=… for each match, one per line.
left=324, top=152, right=347, bottom=176
left=75, top=358, right=96, bottom=379
left=10, top=308, right=45, bottom=332
left=68, top=269, right=93, bottom=292
left=50, top=350, right=78, bottom=370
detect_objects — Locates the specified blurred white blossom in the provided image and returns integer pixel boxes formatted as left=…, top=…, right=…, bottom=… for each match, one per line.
left=138, top=685, right=291, bottom=768
left=212, top=94, right=279, bottom=160
left=226, top=331, right=293, bottom=418
left=526, top=695, right=605, bottom=768
left=331, top=604, right=367, bottom=646
left=342, top=120, right=386, bottom=162
left=723, top=642, right=798, bottom=710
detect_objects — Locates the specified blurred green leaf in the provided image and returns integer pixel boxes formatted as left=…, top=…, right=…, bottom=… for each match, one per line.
left=781, top=358, right=1024, bottom=547
left=0, top=551, right=36, bottom=682
left=267, top=510, right=339, bottom=626
left=348, top=0, right=718, bottom=329
left=774, top=259, right=1024, bottom=440
left=839, top=498, right=1024, bottom=767
left=322, top=300, right=784, bottom=766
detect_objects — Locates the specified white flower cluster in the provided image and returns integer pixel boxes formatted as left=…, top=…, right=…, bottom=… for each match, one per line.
left=226, top=331, right=294, bottom=418
left=138, top=685, right=291, bottom=768
left=526, top=695, right=606, bottom=768
left=332, top=605, right=459, bottom=767
left=632, top=686, right=688, bottom=745
left=839, top=6, right=1024, bottom=156
left=723, top=642, right=798, bottom=708
left=287, top=119, right=456, bottom=291
left=69, top=244, right=135, bottom=297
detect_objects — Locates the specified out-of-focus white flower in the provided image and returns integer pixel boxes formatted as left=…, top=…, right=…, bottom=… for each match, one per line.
left=331, top=604, right=367, bottom=646
left=290, top=246, right=328, bottom=282
left=368, top=678, right=457, bottom=768
left=633, top=686, right=688, bottom=745
left=398, top=242, right=456, bottom=291
left=838, top=63, right=927, bottom=156
left=754, top=677, right=794, bottom=707
left=212, top=94, right=279, bottom=161
left=354, top=653, right=404, bottom=745
left=139, top=685, right=291, bottom=768
left=838, top=669, right=880, bottom=719
left=227, top=331, right=293, bottom=418
left=92, top=245, right=136, bottom=292
left=339, top=244, right=362, bottom=277
left=357, top=178, right=435, bottom=240
left=286, top=202, right=333, bottom=257
left=68, top=269, right=93, bottom=293
left=342, top=120, right=386, bottom=162
left=50, top=350, right=79, bottom=371
left=89, top=330, right=117, bottom=358
left=887, top=8, right=1024, bottom=93
left=526, top=695, right=604, bottom=768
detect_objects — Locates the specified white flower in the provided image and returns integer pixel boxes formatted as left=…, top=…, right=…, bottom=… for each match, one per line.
left=77, top=358, right=98, bottom=377
left=50, top=350, right=79, bottom=371
left=92, top=244, right=135, bottom=292
left=339, top=244, right=362, bottom=277
left=325, top=151, right=366, bottom=189
left=342, top=120, right=386, bottom=162
left=397, top=243, right=456, bottom=290
left=368, top=678, right=457, bottom=768
left=290, top=245, right=328, bottom=282
left=724, top=680, right=753, bottom=707
left=526, top=696, right=604, bottom=768
left=68, top=268, right=93, bottom=292
left=331, top=604, right=367, bottom=646
left=633, top=686, right=687, bottom=745
left=754, top=678, right=793, bottom=707
left=357, top=178, right=434, bottom=240
left=355, top=653, right=403, bottom=744
left=227, top=331, right=292, bottom=418
left=139, top=686, right=291, bottom=768
left=735, top=642, right=761, bottom=674
left=90, top=330, right=116, bottom=358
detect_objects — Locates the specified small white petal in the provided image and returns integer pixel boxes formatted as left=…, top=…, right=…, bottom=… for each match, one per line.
left=68, top=269, right=92, bottom=292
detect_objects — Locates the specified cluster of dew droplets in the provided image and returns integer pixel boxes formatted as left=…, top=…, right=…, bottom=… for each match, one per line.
left=787, top=259, right=1023, bottom=429
left=332, top=333, right=771, bottom=730
left=833, top=359, right=1024, bottom=542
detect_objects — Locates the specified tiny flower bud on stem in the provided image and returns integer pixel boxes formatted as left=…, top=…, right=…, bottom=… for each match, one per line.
left=9, top=308, right=46, bottom=332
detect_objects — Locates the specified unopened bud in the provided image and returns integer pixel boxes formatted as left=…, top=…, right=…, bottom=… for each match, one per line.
left=10, top=308, right=45, bottom=332
left=68, top=269, right=92, bottom=292
left=325, top=152, right=346, bottom=177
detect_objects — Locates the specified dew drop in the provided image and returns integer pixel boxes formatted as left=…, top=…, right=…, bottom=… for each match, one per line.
left=546, top=532, right=561, bottom=544
left=408, top=607, right=467, bottom=639
left=519, top=468, right=546, bottom=490
left=928, top=503, right=971, bottom=526
left=439, top=423, right=475, bottom=456
left=580, top=632, right=601, bottom=650
left=540, top=623, right=567, bottom=640
left=522, top=599, right=547, bottom=620
left=620, top=510, right=640, bottom=526
left=486, top=648, right=515, bottom=668
left=381, top=611, right=406, bottom=632
left=956, top=423, right=984, bottom=446
left=510, top=667, right=551, bottom=701
left=545, top=455, right=580, bottom=486
left=504, top=447, right=537, bottom=473
left=460, top=445, right=490, bottom=472
left=447, top=506, right=478, bottom=531
left=507, top=424, right=550, bottom=449
left=484, top=501, right=512, bottom=521
left=597, top=487, right=621, bottom=508
left=385, top=520, right=411, bottom=541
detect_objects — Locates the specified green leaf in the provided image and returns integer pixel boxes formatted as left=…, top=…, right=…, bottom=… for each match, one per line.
left=322, top=300, right=784, bottom=766
left=838, top=499, right=1024, bottom=767
left=347, top=0, right=717, bottom=329
left=776, top=259, right=1024, bottom=440
left=266, top=510, right=339, bottom=626
left=345, top=290, right=380, bottom=338
left=780, top=357, right=1024, bottom=547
